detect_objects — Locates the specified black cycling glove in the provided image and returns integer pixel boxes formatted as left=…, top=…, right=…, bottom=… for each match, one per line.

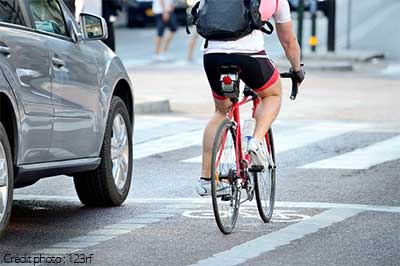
left=293, top=65, right=305, bottom=84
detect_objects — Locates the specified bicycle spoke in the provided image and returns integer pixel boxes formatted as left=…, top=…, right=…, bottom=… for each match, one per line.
left=211, top=121, right=240, bottom=234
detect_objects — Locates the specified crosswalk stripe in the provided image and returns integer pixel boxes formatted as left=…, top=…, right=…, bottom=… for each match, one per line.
left=135, top=115, right=193, bottom=131
left=182, top=121, right=368, bottom=163
left=301, top=135, right=400, bottom=170
left=134, top=130, right=203, bottom=160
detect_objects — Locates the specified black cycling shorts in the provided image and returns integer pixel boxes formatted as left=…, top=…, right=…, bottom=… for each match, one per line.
left=203, top=51, right=279, bottom=100
left=155, top=13, right=178, bottom=37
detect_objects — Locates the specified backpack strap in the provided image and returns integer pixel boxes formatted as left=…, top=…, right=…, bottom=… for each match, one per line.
left=204, top=40, right=209, bottom=49
left=260, top=20, right=274, bottom=35
left=186, top=1, right=201, bottom=35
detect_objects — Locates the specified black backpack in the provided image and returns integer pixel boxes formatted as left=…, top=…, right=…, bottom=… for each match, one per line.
left=187, top=0, right=274, bottom=42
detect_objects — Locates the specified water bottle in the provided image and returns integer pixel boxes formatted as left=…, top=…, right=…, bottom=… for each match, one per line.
left=241, top=118, right=255, bottom=153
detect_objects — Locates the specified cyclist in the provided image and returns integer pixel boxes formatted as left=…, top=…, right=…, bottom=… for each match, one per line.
left=197, top=0, right=305, bottom=196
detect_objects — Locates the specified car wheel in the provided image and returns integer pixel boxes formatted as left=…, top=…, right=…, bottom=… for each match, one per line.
left=74, top=96, right=133, bottom=206
left=0, top=122, right=13, bottom=238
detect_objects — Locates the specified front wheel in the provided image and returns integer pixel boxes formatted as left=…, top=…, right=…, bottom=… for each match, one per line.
left=74, top=96, right=133, bottom=206
left=211, top=119, right=240, bottom=234
left=254, top=128, right=276, bottom=223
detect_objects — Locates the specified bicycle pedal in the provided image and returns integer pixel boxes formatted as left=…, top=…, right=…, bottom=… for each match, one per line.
left=249, top=165, right=264, bottom=172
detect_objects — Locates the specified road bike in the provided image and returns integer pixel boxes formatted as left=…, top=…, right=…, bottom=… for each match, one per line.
left=210, top=65, right=301, bottom=234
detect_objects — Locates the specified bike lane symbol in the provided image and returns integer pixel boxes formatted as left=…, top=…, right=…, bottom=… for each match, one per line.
left=182, top=207, right=311, bottom=223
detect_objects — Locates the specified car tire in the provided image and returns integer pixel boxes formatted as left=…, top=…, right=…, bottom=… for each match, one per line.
left=73, top=96, right=133, bottom=206
left=0, top=122, right=13, bottom=238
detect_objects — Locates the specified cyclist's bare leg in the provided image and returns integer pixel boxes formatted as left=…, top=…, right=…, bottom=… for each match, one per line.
left=201, top=98, right=231, bottom=177
left=253, top=78, right=282, bottom=141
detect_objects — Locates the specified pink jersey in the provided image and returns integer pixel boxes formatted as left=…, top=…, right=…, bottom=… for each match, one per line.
left=260, top=0, right=279, bottom=21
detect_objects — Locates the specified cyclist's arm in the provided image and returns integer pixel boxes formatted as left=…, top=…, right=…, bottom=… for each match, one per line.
left=276, top=22, right=301, bottom=72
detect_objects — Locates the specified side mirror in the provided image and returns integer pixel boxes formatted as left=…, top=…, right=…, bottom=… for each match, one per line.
left=79, top=13, right=108, bottom=41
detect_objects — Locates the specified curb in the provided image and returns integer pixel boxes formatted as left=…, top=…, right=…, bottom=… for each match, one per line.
left=302, top=51, right=385, bottom=62
left=275, top=60, right=354, bottom=72
left=135, top=98, right=171, bottom=114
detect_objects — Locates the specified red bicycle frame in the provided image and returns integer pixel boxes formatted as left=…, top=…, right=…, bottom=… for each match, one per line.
left=215, top=94, right=272, bottom=183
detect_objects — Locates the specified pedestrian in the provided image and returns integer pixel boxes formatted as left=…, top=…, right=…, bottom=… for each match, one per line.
left=75, top=0, right=122, bottom=52
left=102, top=0, right=122, bottom=51
left=186, top=0, right=199, bottom=62
left=153, top=0, right=178, bottom=61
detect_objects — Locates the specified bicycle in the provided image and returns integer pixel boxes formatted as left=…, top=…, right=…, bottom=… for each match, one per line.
left=210, top=65, right=301, bottom=234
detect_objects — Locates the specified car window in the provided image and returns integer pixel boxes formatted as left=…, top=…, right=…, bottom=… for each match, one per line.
left=0, top=0, right=26, bottom=25
left=28, top=0, right=68, bottom=37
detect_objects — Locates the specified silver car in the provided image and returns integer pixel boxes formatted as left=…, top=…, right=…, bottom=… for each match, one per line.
left=0, top=0, right=135, bottom=237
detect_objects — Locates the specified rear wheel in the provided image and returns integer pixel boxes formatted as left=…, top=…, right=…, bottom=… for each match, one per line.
left=254, top=128, right=276, bottom=223
left=74, top=97, right=133, bottom=206
left=211, top=119, right=240, bottom=234
left=0, top=122, right=13, bottom=238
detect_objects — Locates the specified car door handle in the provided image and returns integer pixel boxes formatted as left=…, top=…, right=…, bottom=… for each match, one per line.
left=0, top=46, right=11, bottom=57
left=52, top=57, right=65, bottom=68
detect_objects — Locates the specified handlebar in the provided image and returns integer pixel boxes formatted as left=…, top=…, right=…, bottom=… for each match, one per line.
left=280, top=66, right=304, bottom=100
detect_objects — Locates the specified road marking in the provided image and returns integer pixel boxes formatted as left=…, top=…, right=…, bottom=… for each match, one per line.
left=135, top=116, right=204, bottom=144
left=104, top=223, right=147, bottom=230
left=13, top=206, right=187, bottom=265
left=70, top=235, right=115, bottom=242
left=87, top=229, right=131, bottom=236
left=134, top=130, right=203, bottom=160
left=32, top=248, right=81, bottom=255
left=301, top=135, right=400, bottom=169
left=182, top=121, right=369, bottom=163
left=119, top=218, right=162, bottom=224
left=11, top=195, right=400, bottom=266
left=189, top=208, right=363, bottom=266
left=14, top=195, right=400, bottom=213
left=51, top=241, right=98, bottom=249
left=183, top=208, right=311, bottom=223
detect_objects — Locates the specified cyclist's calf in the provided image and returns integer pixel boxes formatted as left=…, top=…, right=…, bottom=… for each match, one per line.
left=253, top=78, right=282, bottom=141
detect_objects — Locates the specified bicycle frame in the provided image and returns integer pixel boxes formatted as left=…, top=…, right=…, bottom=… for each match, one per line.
left=216, top=94, right=272, bottom=184
left=215, top=67, right=301, bottom=185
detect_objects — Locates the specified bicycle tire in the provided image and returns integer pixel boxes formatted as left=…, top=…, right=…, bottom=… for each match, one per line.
left=211, top=119, right=240, bottom=234
left=254, top=128, right=276, bottom=223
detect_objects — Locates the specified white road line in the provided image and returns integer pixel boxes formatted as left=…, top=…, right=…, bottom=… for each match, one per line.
left=182, top=121, right=369, bottom=163
left=135, top=115, right=191, bottom=128
left=134, top=116, right=204, bottom=144
left=188, top=208, right=363, bottom=266
left=14, top=195, right=400, bottom=213
left=134, top=130, right=203, bottom=160
left=301, top=135, right=400, bottom=170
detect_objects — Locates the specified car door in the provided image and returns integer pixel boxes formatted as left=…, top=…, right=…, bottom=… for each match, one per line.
left=0, top=0, right=54, bottom=164
left=25, top=0, right=100, bottom=161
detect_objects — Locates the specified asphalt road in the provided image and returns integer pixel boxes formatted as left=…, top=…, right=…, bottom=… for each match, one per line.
left=2, top=114, right=399, bottom=266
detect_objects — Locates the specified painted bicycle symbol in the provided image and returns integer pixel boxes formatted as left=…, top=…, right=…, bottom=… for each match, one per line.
left=182, top=207, right=311, bottom=223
